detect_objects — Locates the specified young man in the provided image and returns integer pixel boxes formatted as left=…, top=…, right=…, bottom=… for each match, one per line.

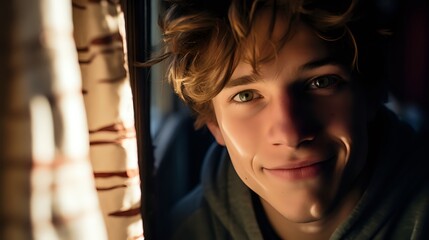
left=145, top=0, right=429, bottom=239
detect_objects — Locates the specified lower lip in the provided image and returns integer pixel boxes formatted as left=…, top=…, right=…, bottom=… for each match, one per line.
left=264, top=159, right=333, bottom=181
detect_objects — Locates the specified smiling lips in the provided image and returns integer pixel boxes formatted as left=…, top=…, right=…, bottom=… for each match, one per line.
left=263, top=157, right=334, bottom=180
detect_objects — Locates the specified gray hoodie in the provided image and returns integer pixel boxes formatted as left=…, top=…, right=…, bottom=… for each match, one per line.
left=169, top=108, right=429, bottom=240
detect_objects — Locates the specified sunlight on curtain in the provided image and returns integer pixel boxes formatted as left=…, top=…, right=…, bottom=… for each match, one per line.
left=0, top=0, right=107, bottom=239
left=72, top=0, right=143, bottom=239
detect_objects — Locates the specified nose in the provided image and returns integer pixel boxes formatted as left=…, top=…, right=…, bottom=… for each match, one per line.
left=267, top=91, right=316, bottom=148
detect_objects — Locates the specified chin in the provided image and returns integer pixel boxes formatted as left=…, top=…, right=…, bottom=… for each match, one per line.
left=284, top=202, right=330, bottom=223
left=262, top=193, right=331, bottom=224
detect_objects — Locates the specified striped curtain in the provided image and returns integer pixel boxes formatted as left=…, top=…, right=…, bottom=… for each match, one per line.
left=72, top=0, right=143, bottom=239
left=0, top=0, right=108, bottom=239
left=0, top=0, right=143, bottom=239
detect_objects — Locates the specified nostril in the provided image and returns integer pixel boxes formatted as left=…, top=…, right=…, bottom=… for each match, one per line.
left=302, top=135, right=316, bottom=142
left=297, top=135, right=316, bottom=148
left=271, top=135, right=315, bottom=148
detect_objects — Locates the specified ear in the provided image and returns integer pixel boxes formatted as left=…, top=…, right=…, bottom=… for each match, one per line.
left=206, top=121, right=226, bottom=146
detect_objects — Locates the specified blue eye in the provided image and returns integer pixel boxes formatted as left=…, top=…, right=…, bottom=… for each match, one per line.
left=233, top=90, right=255, bottom=103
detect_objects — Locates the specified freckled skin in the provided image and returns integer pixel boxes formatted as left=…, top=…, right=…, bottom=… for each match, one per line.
left=207, top=10, right=371, bottom=239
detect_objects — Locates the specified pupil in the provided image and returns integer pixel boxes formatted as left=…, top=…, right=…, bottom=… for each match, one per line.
left=240, top=92, right=252, bottom=101
left=316, top=78, right=329, bottom=88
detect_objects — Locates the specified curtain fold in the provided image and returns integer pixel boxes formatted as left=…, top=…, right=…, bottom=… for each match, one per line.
left=1, top=0, right=143, bottom=239
left=72, top=0, right=144, bottom=239
left=0, top=0, right=108, bottom=239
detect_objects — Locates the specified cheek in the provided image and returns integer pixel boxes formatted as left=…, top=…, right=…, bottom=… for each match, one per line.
left=216, top=111, right=268, bottom=188
left=314, top=91, right=363, bottom=134
left=219, top=113, right=261, bottom=159
left=319, top=91, right=369, bottom=177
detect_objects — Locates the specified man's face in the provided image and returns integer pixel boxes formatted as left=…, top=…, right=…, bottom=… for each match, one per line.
left=207, top=13, right=370, bottom=223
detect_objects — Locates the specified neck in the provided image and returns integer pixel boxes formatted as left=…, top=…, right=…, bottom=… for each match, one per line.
left=261, top=186, right=363, bottom=240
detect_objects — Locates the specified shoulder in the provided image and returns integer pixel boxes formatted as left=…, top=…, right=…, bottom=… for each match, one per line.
left=168, top=185, right=213, bottom=239
left=336, top=108, right=429, bottom=239
left=170, top=184, right=204, bottom=227
left=167, top=144, right=231, bottom=240
left=168, top=183, right=232, bottom=240
left=388, top=181, right=429, bottom=239
left=371, top=108, right=429, bottom=238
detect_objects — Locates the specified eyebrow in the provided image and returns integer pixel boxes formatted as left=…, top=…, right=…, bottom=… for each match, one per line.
left=299, top=57, right=344, bottom=72
left=225, top=57, right=345, bottom=88
left=225, top=73, right=261, bottom=88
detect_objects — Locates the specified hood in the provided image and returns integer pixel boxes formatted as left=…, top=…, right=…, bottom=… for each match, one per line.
left=201, top=143, right=264, bottom=239
left=200, top=107, right=429, bottom=239
left=332, top=107, right=429, bottom=239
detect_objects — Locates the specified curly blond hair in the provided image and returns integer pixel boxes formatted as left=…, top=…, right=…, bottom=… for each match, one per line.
left=142, top=0, right=389, bottom=128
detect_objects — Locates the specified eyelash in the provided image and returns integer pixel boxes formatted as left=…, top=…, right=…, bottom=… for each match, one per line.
left=307, top=75, right=343, bottom=90
left=231, top=90, right=261, bottom=103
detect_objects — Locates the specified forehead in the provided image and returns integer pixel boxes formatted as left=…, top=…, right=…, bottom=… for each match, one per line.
left=232, top=10, right=331, bottom=80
